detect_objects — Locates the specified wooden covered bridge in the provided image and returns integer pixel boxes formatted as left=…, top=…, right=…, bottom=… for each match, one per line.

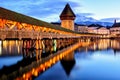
left=0, top=6, right=100, bottom=40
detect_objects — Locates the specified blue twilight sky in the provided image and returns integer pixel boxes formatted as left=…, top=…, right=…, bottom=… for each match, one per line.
left=0, top=0, right=120, bottom=22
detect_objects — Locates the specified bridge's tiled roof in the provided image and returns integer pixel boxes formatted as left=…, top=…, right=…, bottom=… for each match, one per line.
left=0, top=7, right=76, bottom=33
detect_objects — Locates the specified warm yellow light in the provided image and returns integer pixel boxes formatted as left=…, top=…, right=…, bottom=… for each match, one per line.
left=0, top=41, right=2, bottom=55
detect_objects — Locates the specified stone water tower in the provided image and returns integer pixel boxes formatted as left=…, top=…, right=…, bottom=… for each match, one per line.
left=60, top=3, right=76, bottom=31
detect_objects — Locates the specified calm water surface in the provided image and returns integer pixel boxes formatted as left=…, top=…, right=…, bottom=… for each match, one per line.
left=0, top=40, right=23, bottom=69
left=0, top=39, right=120, bottom=80
left=35, top=39, right=120, bottom=80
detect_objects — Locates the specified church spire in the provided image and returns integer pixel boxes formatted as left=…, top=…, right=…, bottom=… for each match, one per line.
left=114, top=19, right=117, bottom=23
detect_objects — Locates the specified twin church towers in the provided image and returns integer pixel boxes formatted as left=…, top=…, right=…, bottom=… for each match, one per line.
left=60, top=3, right=76, bottom=31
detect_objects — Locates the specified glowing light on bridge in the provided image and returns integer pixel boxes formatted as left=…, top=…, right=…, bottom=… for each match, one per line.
left=0, top=41, right=2, bottom=55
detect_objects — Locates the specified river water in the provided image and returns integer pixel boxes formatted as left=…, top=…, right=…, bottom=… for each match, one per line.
left=0, top=39, right=120, bottom=80
left=35, top=39, right=120, bottom=80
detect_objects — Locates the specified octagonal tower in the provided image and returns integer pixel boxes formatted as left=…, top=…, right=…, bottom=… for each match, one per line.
left=60, top=3, right=76, bottom=31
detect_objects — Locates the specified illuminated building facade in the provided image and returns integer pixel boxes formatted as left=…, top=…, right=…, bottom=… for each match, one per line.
left=97, top=27, right=110, bottom=34
left=87, top=24, right=101, bottom=34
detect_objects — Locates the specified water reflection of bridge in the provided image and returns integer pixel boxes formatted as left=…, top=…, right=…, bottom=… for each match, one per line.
left=0, top=39, right=89, bottom=80
left=1, top=38, right=120, bottom=79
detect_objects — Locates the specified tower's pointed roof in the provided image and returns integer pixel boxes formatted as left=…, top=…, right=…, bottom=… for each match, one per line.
left=60, top=3, right=76, bottom=20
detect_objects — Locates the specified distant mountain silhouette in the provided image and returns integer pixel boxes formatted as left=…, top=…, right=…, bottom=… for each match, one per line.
left=75, top=15, right=98, bottom=22
left=75, top=15, right=116, bottom=27
left=74, top=14, right=120, bottom=27
left=76, top=21, right=113, bottom=27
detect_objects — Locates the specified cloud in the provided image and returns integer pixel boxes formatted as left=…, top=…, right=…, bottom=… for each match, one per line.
left=76, top=13, right=94, bottom=17
left=100, top=17, right=120, bottom=22
left=0, top=0, right=86, bottom=22
left=75, top=13, right=96, bottom=22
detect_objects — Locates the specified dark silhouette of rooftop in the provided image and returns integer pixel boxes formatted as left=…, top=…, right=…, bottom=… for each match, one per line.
left=88, top=24, right=104, bottom=27
left=112, top=23, right=120, bottom=27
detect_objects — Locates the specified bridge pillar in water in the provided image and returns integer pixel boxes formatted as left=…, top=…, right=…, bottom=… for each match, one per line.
left=35, top=39, right=42, bottom=50
left=42, top=39, right=52, bottom=54
left=56, top=39, right=60, bottom=51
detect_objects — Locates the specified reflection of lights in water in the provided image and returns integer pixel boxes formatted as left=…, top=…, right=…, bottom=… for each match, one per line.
left=0, top=41, right=2, bottom=55
left=85, top=47, right=88, bottom=53
left=17, top=41, right=20, bottom=54
left=93, top=43, right=97, bottom=50
left=16, top=42, right=83, bottom=80
left=2, top=40, right=22, bottom=55
left=111, top=40, right=120, bottom=49
left=3, top=40, right=7, bottom=49
left=98, top=39, right=110, bottom=50
left=9, top=41, right=12, bottom=54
